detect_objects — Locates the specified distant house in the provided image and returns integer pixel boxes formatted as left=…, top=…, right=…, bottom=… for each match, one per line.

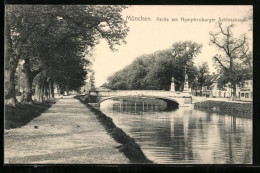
left=201, top=73, right=232, bottom=98
left=237, top=80, right=253, bottom=101
left=199, top=73, right=252, bottom=101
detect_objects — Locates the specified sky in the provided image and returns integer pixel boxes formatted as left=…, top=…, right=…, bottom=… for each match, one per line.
left=92, top=5, right=252, bottom=87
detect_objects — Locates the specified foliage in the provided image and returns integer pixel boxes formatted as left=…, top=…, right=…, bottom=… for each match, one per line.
left=107, top=41, right=202, bottom=91
left=209, top=22, right=252, bottom=99
left=196, top=62, right=210, bottom=90
left=5, top=5, right=129, bottom=104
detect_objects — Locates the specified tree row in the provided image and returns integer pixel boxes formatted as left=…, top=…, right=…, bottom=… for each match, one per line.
left=105, top=23, right=252, bottom=101
left=5, top=5, right=129, bottom=106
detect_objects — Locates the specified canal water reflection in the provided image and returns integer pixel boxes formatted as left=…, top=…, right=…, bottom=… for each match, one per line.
left=100, top=99, right=252, bottom=164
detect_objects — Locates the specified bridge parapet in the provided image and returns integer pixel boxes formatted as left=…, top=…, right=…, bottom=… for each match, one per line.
left=90, top=90, right=190, bottom=97
left=88, top=90, right=192, bottom=107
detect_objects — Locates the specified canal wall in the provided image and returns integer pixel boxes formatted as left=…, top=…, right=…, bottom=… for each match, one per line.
left=75, top=95, right=153, bottom=164
left=194, top=100, right=252, bottom=118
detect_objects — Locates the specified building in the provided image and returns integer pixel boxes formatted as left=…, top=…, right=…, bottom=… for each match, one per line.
left=199, top=73, right=252, bottom=101
left=201, top=74, right=231, bottom=98
left=237, top=80, right=253, bottom=101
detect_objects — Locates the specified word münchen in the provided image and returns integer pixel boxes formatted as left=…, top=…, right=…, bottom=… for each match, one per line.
left=126, top=16, right=152, bottom=21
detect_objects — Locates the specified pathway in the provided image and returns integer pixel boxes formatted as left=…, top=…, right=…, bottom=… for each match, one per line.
left=4, top=96, right=129, bottom=164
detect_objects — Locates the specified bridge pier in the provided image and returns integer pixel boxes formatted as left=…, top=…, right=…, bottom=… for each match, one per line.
left=88, top=95, right=99, bottom=103
left=86, top=94, right=102, bottom=109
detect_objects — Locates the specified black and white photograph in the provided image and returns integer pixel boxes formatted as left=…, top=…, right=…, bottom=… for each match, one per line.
left=4, top=5, right=253, bottom=164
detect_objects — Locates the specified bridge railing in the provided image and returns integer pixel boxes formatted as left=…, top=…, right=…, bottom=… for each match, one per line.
left=88, top=90, right=192, bottom=106
left=89, top=90, right=191, bottom=97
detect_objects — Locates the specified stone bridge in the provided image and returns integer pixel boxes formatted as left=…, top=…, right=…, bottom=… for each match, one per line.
left=86, top=90, right=192, bottom=108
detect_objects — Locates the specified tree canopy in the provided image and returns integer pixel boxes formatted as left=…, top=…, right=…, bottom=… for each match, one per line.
left=196, top=62, right=210, bottom=92
left=106, top=41, right=202, bottom=91
left=209, top=22, right=252, bottom=99
left=5, top=5, right=129, bottom=105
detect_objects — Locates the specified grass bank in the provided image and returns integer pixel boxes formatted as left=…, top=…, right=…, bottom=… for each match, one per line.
left=75, top=95, right=153, bottom=164
left=194, top=100, right=252, bottom=118
left=5, top=99, right=58, bottom=130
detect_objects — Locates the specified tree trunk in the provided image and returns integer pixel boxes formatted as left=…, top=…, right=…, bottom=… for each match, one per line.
left=43, top=81, right=49, bottom=101
left=5, top=68, right=17, bottom=107
left=231, top=83, right=237, bottom=101
left=4, top=23, right=19, bottom=107
left=46, top=83, right=50, bottom=100
left=21, top=59, right=33, bottom=104
left=60, top=86, right=64, bottom=96
left=41, top=80, right=46, bottom=101
left=41, top=80, right=46, bottom=102
left=66, top=88, right=70, bottom=96
left=35, top=78, right=45, bottom=102
left=48, top=81, right=52, bottom=99
left=20, top=79, right=33, bottom=104
left=51, top=86, right=55, bottom=98
left=34, top=81, right=42, bottom=102
left=21, top=58, right=43, bottom=103
left=50, top=79, right=54, bottom=98
left=57, top=85, right=60, bottom=96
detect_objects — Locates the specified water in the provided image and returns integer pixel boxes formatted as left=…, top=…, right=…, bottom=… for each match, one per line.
left=100, top=99, right=252, bottom=164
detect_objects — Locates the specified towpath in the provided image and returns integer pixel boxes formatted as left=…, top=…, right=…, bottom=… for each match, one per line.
left=4, top=96, right=129, bottom=164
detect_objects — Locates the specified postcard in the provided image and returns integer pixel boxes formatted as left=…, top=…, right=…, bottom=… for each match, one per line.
left=4, top=5, right=253, bottom=164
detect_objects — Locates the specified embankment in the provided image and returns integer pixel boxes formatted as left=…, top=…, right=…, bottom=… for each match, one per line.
left=5, top=99, right=59, bottom=129
left=194, top=100, right=252, bottom=118
left=75, top=95, right=153, bottom=164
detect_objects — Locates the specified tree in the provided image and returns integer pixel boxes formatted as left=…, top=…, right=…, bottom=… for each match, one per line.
left=107, top=68, right=129, bottom=90
left=197, top=62, right=210, bottom=95
left=5, top=6, right=35, bottom=106
left=89, top=72, right=96, bottom=90
left=209, top=22, right=251, bottom=100
left=143, top=51, right=174, bottom=90
left=245, top=8, right=253, bottom=31
left=107, top=41, right=202, bottom=91
left=5, top=5, right=129, bottom=105
left=171, top=41, right=202, bottom=91
left=127, top=57, right=149, bottom=89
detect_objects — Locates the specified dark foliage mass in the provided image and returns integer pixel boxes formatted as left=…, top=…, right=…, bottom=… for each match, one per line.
left=5, top=5, right=129, bottom=106
left=107, top=41, right=202, bottom=91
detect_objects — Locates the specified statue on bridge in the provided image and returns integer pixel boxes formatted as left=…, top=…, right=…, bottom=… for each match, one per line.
left=183, top=65, right=191, bottom=93
left=170, top=77, right=175, bottom=92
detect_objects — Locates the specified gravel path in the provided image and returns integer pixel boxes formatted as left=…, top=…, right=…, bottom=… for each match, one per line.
left=4, top=96, right=129, bottom=164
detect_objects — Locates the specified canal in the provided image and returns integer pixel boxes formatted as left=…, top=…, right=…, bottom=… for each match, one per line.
left=100, top=98, right=252, bottom=164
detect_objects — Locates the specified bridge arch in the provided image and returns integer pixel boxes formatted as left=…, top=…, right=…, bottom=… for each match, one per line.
left=98, top=95, right=179, bottom=109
